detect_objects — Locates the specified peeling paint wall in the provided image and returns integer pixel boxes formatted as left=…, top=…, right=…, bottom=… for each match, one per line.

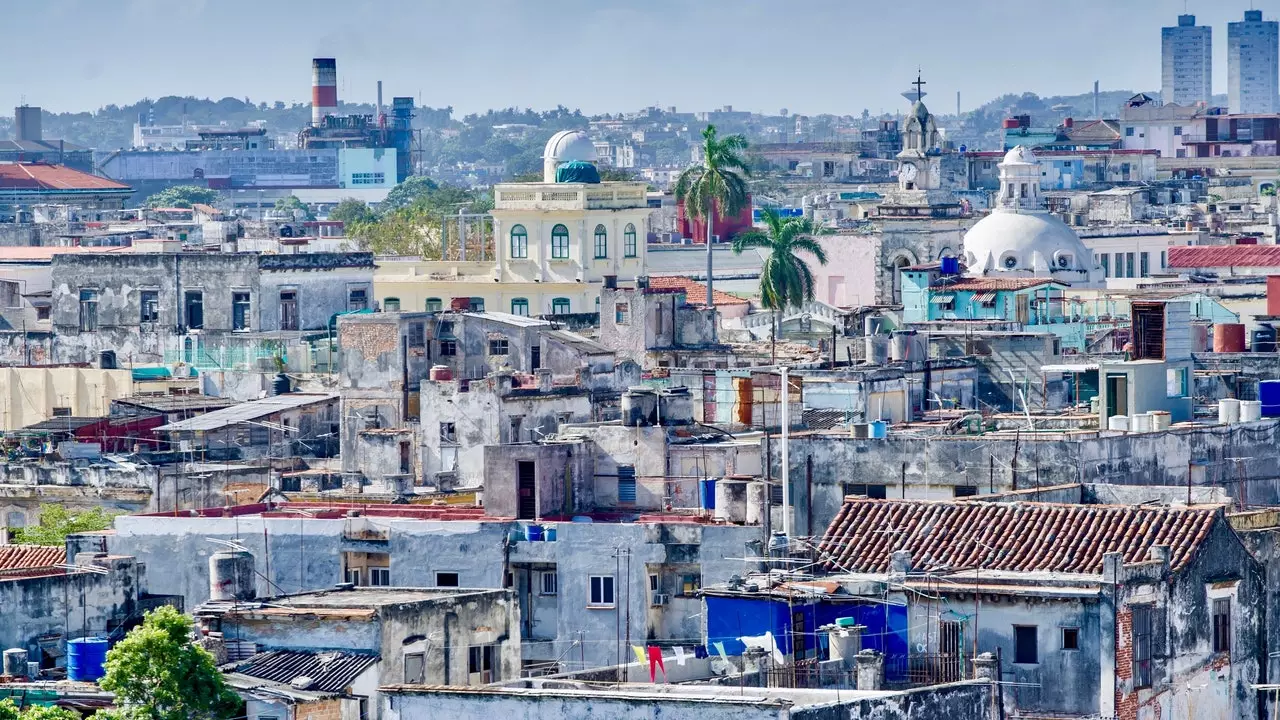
left=0, top=556, right=141, bottom=660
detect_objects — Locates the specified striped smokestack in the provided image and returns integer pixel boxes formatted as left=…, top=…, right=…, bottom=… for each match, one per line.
left=312, top=58, right=338, bottom=126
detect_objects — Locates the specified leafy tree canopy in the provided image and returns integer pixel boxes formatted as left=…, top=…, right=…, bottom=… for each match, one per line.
left=12, top=505, right=115, bottom=546
left=0, top=698, right=84, bottom=720
left=273, top=195, right=314, bottom=221
left=380, top=176, right=440, bottom=213
left=142, top=185, right=220, bottom=209
left=327, top=198, right=377, bottom=226
left=98, top=606, right=240, bottom=720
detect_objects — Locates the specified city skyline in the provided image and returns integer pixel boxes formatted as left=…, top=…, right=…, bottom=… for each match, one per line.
left=0, top=0, right=1271, bottom=118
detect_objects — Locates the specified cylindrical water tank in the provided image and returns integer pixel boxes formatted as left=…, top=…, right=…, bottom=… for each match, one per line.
left=1214, top=323, right=1247, bottom=352
left=1262, top=380, right=1280, bottom=417
left=272, top=373, right=291, bottom=396
left=699, top=478, right=717, bottom=510
left=869, top=420, right=888, bottom=438
left=659, top=386, right=694, bottom=426
left=429, top=365, right=453, bottom=381
left=67, top=638, right=108, bottom=682
left=715, top=479, right=748, bottom=524
left=1131, top=413, right=1153, bottom=433
left=1253, top=325, right=1277, bottom=353
left=1150, top=411, right=1172, bottom=431
left=866, top=335, right=889, bottom=365
left=890, top=331, right=921, bottom=362
left=1191, top=324, right=1210, bottom=352
left=209, top=549, right=256, bottom=602
left=745, top=481, right=768, bottom=527
left=1219, top=398, right=1241, bottom=424
left=1242, top=400, right=1263, bottom=422
left=621, top=387, right=657, bottom=427
left=1108, top=415, right=1130, bottom=432
left=3, top=648, right=28, bottom=677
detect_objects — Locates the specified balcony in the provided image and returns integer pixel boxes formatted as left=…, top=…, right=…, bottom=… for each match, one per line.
left=494, top=182, right=649, bottom=211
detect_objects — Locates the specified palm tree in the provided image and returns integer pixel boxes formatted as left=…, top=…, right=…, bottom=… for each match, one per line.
left=674, top=125, right=751, bottom=333
left=732, top=208, right=831, bottom=362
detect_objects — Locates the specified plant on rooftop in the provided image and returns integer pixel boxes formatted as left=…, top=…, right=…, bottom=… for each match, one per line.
left=97, top=606, right=240, bottom=720
left=12, top=505, right=115, bottom=546
left=732, top=207, right=831, bottom=362
left=674, top=124, right=751, bottom=330
left=142, top=185, right=220, bottom=209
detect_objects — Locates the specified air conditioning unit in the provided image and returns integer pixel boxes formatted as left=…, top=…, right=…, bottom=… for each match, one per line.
left=651, top=593, right=670, bottom=606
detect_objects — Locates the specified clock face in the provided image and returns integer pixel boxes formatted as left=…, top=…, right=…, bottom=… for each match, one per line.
left=900, top=163, right=918, bottom=181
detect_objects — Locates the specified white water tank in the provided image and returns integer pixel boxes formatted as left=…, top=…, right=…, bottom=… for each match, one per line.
left=1150, top=411, right=1172, bottom=431
left=1219, top=398, right=1241, bottom=425
left=209, top=549, right=257, bottom=602
left=1107, top=415, right=1130, bottom=431
left=1241, top=400, right=1262, bottom=422
left=1131, top=413, right=1153, bottom=433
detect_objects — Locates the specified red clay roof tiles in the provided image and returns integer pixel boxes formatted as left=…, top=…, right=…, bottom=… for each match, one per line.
left=1168, top=245, right=1280, bottom=269
left=934, top=278, right=1067, bottom=292
left=0, top=162, right=130, bottom=191
left=0, top=544, right=66, bottom=571
left=647, top=276, right=749, bottom=306
left=816, top=499, right=1219, bottom=575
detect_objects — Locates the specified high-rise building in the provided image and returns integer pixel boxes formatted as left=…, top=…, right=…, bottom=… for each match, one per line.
left=1162, top=15, right=1212, bottom=107
left=1228, top=10, right=1279, bottom=114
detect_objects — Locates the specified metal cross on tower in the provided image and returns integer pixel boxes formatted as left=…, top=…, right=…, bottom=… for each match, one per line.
left=912, top=71, right=927, bottom=103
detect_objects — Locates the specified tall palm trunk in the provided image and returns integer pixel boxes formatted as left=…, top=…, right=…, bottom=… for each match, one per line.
left=771, top=310, right=778, bottom=364
left=706, top=205, right=716, bottom=341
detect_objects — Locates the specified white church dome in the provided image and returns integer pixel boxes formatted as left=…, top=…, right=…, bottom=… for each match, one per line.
left=543, top=130, right=597, bottom=164
left=962, top=211, right=1093, bottom=276
left=1002, top=145, right=1038, bottom=166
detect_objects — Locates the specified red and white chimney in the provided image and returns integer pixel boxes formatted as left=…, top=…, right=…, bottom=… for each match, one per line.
left=312, top=58, right=338, bottom=126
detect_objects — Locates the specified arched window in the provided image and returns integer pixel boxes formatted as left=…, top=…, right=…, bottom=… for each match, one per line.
left=425, top=297, right=442, bottom=313
left=624, top=223, right=638, bottom=258
left=551, top=224, right=570, bottom=259
left=509, top=224, right=528, bottom=259
left=511, top=298, right=529, bottom=316
left=593, top=224, right=608, bottom=259
left=383, top=298, right=401, bottom=312
left=551, top=297, right=571, bottom=315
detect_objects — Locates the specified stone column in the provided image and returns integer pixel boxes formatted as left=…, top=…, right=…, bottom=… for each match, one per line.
left=972, top=652, right=998, bottom=681
left=854, top=649, right=884, bottom=691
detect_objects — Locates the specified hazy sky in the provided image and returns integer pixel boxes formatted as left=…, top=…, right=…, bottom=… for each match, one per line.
left=0, top=0, right=1264, bottom=117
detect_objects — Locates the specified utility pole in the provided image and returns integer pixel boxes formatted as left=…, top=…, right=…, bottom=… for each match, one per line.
left=780, top=366, right=792, bottom=539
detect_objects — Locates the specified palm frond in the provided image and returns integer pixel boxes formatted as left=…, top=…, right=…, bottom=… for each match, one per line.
left=791, top=237, right=829, bottom=265
left=731, top=230, right=772, bottom=253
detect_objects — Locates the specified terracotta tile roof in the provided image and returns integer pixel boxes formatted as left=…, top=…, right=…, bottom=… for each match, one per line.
left=933, top=277, right=1067, bottom=292
left=1167, top=245, right=1280, bottom=269
left=816, top=499, right=1219, bottom=575
left=0, top=544, right=66, bottom=571
left=647, top=276, right=749, bottom=306
left=0, top=162, right=130, bottom=191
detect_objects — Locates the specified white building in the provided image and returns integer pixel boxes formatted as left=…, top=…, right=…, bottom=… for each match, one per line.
left=1119, top=94, right=1201, bottom=158
left=1162, top=15, right=1212, bottom=107
left=961, top=146, right=1104, bottom=287
left=1228, top=10, right=1279, bottom=114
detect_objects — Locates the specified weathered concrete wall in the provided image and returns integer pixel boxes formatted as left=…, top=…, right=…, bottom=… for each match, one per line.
left=483, top=441, right=593, bottom=518
left=259, top=265, right=372, bottom=333
left=794, top=682, right=993, bottom=720
left=770, top=421, right=1280, bottom=535
left=0, top=556, right=141, bottom=657
left=381, top=590, right=521, bottom=687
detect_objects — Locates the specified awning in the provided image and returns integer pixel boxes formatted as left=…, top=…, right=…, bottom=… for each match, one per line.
left=930, top=294, right=955, bottom=304
left=973, top=291, right=998, bottom=303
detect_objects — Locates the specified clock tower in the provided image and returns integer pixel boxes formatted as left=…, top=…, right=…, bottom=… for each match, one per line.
left=896, top=72, right=943, bottom=192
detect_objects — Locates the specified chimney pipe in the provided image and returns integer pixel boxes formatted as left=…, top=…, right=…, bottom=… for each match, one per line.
left=376, top=80, right=383, bottom=124
left=312, top=58, right=338, bottom=127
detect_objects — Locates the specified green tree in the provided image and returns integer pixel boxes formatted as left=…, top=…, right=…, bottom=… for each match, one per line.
left=273, top=195, right=314, bottom=221
left=381, top=176, right=440, bottom=214
left=597, top=166, right=638, bottom=182
left=327, top=198, right=376, bottom=226
left=98, top=606, right=240, bottom=720
left=142, top=185, right=220, bottom=209
left=732, top=208, right=831, bottom=362
left=13, top=505, right=115, bottom=546
left=0, top=698, right=17, bottom=720
left=674, top=125, right=751, bottom=328
left=19, top=707, right=80, bottom=720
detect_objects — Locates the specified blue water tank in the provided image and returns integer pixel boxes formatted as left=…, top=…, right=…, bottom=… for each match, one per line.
left=870, top=420, right=888, bottom=439
left=524, top=524, right=544, bottom=542
left=67, top=637, right=109, bottom=682
left=1261, top=381, right=1280, bottom=406
left=699, top=479, right=717, bottom=510
left=940, top=256, right=960, bottom=275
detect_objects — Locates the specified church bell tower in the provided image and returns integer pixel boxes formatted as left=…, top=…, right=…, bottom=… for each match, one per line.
left=897, top=72, right=942, bottom=192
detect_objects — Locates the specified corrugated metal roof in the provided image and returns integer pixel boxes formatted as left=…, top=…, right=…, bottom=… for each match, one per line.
left=934, top=278, right=1066, bottom=292
left=231, top=650, right=378, bottom=693
left=1168, top=245, right=1280, bottom=269
left=157, top=393, right=337, bottom=432
left=0, top=544, right=66, bottom=570
left=816, top=499, right=1220, bottom=575
left=114, top=394, right=236, bottom=413
left=0, top=162, right=130, bottom=191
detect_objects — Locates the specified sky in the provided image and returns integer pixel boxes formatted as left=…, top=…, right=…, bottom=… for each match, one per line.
left=0, top=0, right=1266, bottom=117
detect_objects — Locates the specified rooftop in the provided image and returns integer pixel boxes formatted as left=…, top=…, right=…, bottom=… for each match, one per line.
left=933, top=277, right=1068, bottom=292
left=113, top=393, right=237, bottom=413
left=156, top=393, right=337, bottom=432
left=816, top=498, right=1221, bottom=576
left=0, top=544, right=65, bottom=571
left=226, top=650, right=378, bottom=694
left=647, top=275, right=749, bottom=306
left=1167, top=245, right=1280, bottom=268
left=381, top=682, right=897, bottom=708
left=0, top=246, right=133, bottom=263
left=232, top=586, right=505, bottom=613
left=0, top=162, right=131, bottom=192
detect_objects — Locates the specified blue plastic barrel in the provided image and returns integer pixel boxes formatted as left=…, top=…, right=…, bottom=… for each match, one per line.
left=940, top=256, right=959, bottom=275
left=699, top=479, right=717, bottom=510
left=544, top=526, right=557, bottom=542
left=870, top=420, right=888, bottom=439
left=1261, top=380, right=1280, bottom=407
left=67, top=637, right=109, bottom=682
left=525, top=524, right=543, bottom=542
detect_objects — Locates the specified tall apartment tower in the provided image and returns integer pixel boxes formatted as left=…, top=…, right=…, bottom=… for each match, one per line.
left=1228, top=10, right=1280, bottom=114
left=1162, top=15, right=1212, bottom=106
